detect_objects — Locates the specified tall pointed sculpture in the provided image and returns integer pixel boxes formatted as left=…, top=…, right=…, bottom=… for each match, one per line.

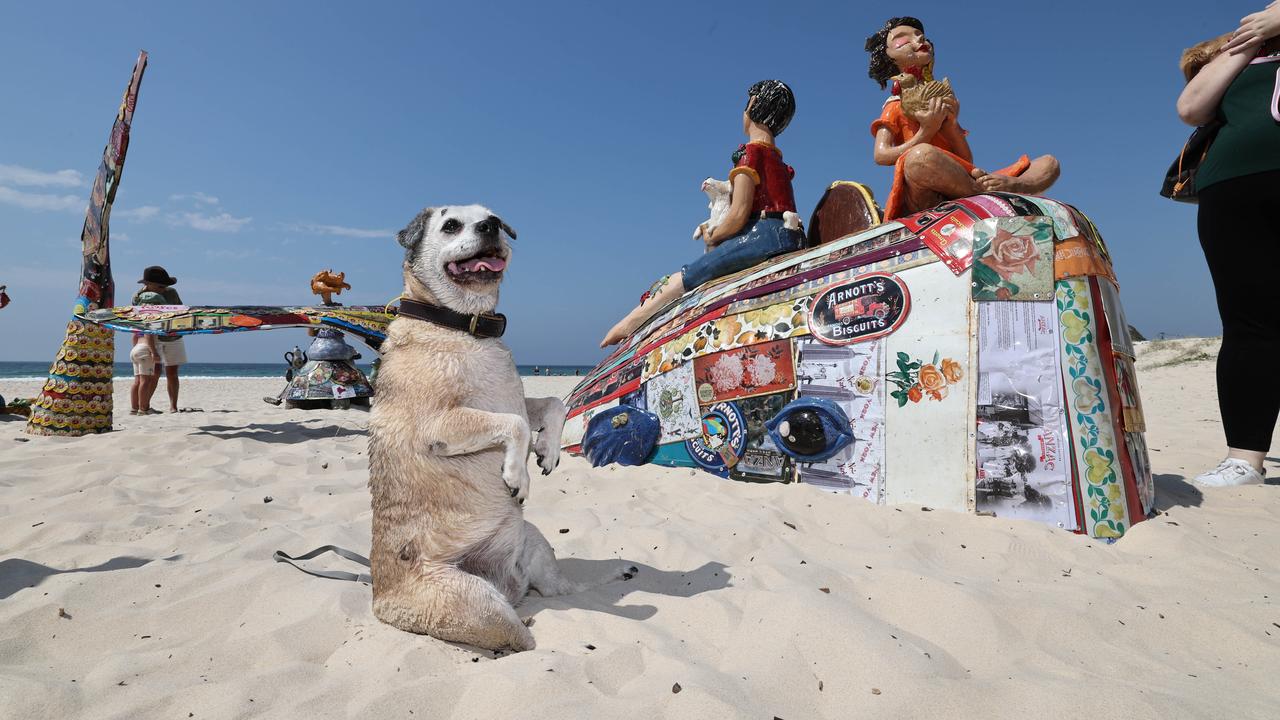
left=27, top=51, right=148, bottom=436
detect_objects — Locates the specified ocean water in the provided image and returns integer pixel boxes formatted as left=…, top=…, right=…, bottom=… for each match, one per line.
left=0, top=361, right=596, bottom=381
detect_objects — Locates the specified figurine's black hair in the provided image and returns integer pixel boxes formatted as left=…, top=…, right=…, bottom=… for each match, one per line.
left=745, top=80, right=796, bottom=136
left=865, top=16, right=925, bottom=90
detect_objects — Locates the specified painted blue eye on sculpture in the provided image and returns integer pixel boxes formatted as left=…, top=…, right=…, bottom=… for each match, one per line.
left=765, top=396, right=854, bottom=463
left=582, top=405, right=661, bottom=467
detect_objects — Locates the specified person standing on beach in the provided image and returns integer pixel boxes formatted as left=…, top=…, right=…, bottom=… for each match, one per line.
left=128, top=291, right=164, bottom=415
left=1177, top=2, right=1280, bottom=486
left=134, top=266, right=189, bottom=413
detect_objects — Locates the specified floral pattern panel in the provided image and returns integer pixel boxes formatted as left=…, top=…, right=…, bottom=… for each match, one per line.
left=693, top=339, right=796, bottom=404
left=1057, top=278, right=1130, bottom=539
left=642, top=298, right=811, bottom=380
left=971, top=216, right=1055, bottom=301
left=1024, top=196, right=1080, bottom=241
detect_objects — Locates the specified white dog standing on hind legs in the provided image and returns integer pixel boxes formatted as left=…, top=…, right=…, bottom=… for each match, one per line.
left=368, top=204, right=634, bottom=652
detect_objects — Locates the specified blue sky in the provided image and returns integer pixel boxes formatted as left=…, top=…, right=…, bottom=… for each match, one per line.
left=0, top=0, right=1252, bottom=364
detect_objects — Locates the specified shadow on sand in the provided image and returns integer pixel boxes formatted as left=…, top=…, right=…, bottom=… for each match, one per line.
left=1154, top=472, right=1279, bottom=511
left=519, top=558, right=732, bottom=623
left=1154, top=473, right=1203, bottom=511
left=0, top=555, right=181, bottom=600
left=274, top=551, right=730, bottom=656
left=191, top=422, right=366, bottom=443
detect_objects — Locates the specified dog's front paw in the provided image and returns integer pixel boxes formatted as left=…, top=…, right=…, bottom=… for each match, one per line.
left=503, top=459, right=531, bottom=503
left=533, top=438, right=560, bottom=476
left=527, top=398, right=566, bottom=477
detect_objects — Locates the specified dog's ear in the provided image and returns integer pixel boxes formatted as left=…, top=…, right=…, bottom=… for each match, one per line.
left=397, top=207, right=435, bottom=249
left=496, top=217, right=517, bottom=241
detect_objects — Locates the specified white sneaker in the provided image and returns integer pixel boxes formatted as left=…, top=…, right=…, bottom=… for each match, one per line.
left=1193, top=458, right=1265, bottom=487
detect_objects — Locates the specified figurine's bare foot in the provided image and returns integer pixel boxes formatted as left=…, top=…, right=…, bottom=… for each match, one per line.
left=975, top=155, right=1060, bottom=196
left=600, top=272, right=687, bottom=347
left=600, top=317, right=639, bottom=347
left=974, top=173, right=1034, bottom=193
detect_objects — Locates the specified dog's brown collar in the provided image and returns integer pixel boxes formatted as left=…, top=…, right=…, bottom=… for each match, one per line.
left=396, top=297, right=507, bottom=339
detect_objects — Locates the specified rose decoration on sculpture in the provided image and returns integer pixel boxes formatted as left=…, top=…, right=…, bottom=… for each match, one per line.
left=941, top=358, right=963, bottom=384
left=969, top=217, right=1055, bottom=301
left=982, top=227, right=1039, bottom=280
left=917, top=363, right=948, bottom=400
left=887, top=350, right=963, bottom=407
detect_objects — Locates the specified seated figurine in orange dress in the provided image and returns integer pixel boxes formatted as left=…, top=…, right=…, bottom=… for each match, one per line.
left=866, top=17, right=1060, bottom=220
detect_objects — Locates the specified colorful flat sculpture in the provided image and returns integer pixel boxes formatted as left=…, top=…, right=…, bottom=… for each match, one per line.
left=82, top=302, right=387, bottom=409
left=564, top=191, right=1153, bottom=540
left=81, top=304, right=393, bottom=351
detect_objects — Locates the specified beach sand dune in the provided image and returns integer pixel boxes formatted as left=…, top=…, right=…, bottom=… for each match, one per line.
left=1, top=345, right=1277, bottom=719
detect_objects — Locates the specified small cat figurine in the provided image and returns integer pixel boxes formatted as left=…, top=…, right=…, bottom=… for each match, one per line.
left=694, top=177, right=799, bottom=243
left=693, top=178, right=732, bottom=241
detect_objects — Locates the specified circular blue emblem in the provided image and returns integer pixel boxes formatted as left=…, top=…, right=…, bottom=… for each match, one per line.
left=685, top=401, right=748, bottom=476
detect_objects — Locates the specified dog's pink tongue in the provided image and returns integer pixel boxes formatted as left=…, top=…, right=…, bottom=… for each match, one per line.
left=458, top=257, right=506, bottom=273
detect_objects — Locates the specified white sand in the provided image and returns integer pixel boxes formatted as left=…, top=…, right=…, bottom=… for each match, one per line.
left=1, top=345, right=1277, bottom=719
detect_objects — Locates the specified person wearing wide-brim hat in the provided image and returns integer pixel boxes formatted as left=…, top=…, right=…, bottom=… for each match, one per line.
left=138, top=265, right=177, bottom=287
left=133, top=265, right=191, bottom=412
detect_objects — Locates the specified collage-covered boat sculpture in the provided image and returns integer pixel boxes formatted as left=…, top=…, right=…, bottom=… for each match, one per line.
left=565, top=184, right=1152, bottom=539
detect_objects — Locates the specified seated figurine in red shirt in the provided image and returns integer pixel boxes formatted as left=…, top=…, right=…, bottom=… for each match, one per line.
left=601, top=80, right=804, bottom=347
left=866, top=16, right=1060, bottom=219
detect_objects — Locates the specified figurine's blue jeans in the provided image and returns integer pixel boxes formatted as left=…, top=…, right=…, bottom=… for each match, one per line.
left=681, top=218, right=804, bottom=290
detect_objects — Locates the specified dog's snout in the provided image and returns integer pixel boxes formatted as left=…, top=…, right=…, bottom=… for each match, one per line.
left=475, top=216, right=500, bottom=237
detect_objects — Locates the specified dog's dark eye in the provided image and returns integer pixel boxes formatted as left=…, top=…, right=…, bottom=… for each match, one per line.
left=764, top=397, right=854, bottom=463
left=441, top=218, right=462, bottom=234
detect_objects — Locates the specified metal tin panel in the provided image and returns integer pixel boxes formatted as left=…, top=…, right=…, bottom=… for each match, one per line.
left=884, top=261, right=974, bottom=511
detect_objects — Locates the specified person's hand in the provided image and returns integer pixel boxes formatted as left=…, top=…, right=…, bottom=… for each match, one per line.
left=1225, top=1, right=1280, bottom=55
left=943, top=94, right=960, bottom=121
left=913, top=96, right=948, bottom=138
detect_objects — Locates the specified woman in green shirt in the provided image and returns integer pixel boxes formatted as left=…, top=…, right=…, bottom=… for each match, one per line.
left=1177, top=2, right=1280, bottom=487
left=134, top=265, right=188, bottom=413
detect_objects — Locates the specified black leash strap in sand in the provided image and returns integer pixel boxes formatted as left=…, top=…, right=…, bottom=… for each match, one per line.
left=273, top=545, right=371, bottom=584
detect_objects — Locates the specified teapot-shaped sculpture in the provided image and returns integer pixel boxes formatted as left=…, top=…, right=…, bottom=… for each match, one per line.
left=263, top=271, right=375, bottom=409
left=276, top=328, right=374, bottom=410
left=284, top=346, right=307, bottom=381
left=263, top=345, right=312, bottom=406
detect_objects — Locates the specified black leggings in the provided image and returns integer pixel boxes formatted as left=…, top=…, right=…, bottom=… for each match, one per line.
left=1198, top=170, right=1280, bottom=451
